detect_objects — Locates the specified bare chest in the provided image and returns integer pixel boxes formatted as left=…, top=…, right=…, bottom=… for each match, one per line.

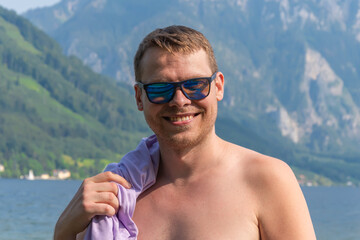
left=132, top=181, right=259, bottom=240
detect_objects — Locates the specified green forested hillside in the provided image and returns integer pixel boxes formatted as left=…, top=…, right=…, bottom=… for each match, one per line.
left=0, top=7, right=151, bottom=178
left=22, top=0, right=360, bottom=185
left=1, top=3, right=360, bottom=185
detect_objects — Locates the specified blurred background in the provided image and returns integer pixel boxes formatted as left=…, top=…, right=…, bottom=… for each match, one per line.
left=0, top=0, right=359, bottom=239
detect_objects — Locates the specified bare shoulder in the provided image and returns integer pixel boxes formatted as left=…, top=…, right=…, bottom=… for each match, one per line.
left=225, top=142, right=295, bottom=187
left=242, top=149, right=297, bottom=189
left=225, top=142, right=316, bottom=239
left=230, top=143, right=301, bottom=203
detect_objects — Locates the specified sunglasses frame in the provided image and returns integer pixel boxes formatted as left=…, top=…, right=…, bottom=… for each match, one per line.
left=136, top=72, right=218, bottom=104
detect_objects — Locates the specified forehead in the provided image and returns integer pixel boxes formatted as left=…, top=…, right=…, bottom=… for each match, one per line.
left=140, top=47, right=212, bottom=83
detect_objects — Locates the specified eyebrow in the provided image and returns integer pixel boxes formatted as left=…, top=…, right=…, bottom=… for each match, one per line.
left=146, top=76, right=210, bottom=85
left=145, top=74, right=210, bottom=84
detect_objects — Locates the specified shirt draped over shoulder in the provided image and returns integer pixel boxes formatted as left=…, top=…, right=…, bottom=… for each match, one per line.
left=84, top=135, right=160, bottom=240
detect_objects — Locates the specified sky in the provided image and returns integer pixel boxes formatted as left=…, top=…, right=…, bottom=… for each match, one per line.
left=0, top=0, right=60, bottom=14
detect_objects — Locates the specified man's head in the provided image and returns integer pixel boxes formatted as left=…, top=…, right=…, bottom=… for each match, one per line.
left=133, top=25, right=224, bottom=148
left=134, top=25, right=218, bottom=83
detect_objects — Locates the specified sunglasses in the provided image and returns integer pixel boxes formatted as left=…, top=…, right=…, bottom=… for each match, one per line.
left=136, top=72, right=218, bottom=104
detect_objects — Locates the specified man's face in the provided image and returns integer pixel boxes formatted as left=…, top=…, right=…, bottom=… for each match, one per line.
left=134, top=47, right=224, bottom=148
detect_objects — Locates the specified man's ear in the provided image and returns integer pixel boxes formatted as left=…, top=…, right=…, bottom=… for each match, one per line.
left=134, top=84, right=144, bottom=111
left=215, top=72, right=224, bottom=101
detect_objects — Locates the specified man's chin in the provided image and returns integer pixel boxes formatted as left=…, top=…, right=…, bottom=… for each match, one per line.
left=159, top=132, right=198, bottom=148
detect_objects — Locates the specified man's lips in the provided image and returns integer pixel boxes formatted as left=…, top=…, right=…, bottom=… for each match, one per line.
left=163, top=113, right=201, bottom=123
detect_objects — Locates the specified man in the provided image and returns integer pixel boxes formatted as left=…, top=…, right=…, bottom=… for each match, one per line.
left=54, top=25, right=316, bottom=239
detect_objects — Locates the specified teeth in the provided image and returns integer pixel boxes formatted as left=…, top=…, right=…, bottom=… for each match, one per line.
left=170, top=115, right=194, bottom=122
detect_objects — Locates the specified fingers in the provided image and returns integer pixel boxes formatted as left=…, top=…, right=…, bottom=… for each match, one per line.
left=90, top=171, right=132, bottom=189
left=54, top=171, right=129, bottom=238
left=82, top=201, right=118, bottom=217
left=90, top=182, right=119, bottom=194
left=79, top=171, right=129, bottom=218
left=82, top=191, right=119, bottom=216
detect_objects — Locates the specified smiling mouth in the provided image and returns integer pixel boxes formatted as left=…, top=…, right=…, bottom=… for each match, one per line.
left=164, top=113, right=200, bottom=122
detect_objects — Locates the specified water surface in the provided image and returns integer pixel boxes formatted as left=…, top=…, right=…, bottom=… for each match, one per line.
left=0, top=179, right=359, bottom=240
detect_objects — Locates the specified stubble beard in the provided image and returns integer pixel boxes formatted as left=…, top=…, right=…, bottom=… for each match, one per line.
left=150, top=113, right=217, bottom=151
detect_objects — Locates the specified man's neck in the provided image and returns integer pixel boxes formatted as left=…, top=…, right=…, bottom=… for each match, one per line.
left=156, top=132, right=227, bottom=185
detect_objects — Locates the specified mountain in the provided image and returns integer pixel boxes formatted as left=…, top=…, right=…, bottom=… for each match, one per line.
left=0, top=6, right=152, bottom=178
left=16, top=0, right=360, bottom=184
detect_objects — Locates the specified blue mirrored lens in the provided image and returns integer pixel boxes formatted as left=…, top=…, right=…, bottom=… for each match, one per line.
left=182, top=79, right=208, bottom=99
left=146, top=83, right=174, bottom=103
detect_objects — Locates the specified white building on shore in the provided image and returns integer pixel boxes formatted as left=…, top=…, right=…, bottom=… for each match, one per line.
left=25, top=170, right=35, bottom=180
left=53, top=169, right=71, bottom=179
left=20, top=169, right=71, bottom=180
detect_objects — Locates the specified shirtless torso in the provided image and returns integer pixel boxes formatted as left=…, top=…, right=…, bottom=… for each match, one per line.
left=133, top=141, right=314, bottom=240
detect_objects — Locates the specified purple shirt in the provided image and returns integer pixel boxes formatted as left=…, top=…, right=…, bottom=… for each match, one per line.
left=84, top=135, right=160, bottom=240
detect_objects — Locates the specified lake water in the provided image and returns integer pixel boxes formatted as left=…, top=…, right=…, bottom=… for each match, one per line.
left=0, top=179, right=359, bottom=240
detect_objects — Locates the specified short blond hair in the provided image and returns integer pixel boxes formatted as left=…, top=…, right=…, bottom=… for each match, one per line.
left=134, top=25, right=218, bottom=82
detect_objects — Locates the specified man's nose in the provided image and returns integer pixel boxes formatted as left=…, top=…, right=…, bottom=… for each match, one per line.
left=168, top=88, right=191, bottom=107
